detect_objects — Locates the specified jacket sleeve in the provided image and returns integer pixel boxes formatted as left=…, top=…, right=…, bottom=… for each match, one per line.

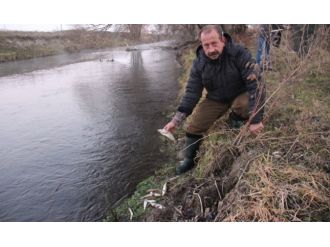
left=177, top=58, right=204, bottom=116
left=235, top=46, right=266, bottom=124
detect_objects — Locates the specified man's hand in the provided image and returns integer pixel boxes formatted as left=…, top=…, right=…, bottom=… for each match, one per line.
left=249, top=122, right=264, bottom=136
left=163, top=121, right=177, bottom=133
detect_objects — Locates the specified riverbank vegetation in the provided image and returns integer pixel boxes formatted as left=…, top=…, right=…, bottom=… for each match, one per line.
left=107, top=25, right=330, bottom=222
left=0, top=28, right=161, bottom=63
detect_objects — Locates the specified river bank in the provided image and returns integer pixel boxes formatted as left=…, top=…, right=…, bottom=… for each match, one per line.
left=104, top=31, right=257, bottom=221
left=104, top=41, right=197, bottom=221
left=0, top=30, right=160, bottom=63
left=106, top=28, right=330, bottom=222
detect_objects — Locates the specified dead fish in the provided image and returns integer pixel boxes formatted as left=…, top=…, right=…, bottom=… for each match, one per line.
left=149, top=201, right=165, bottom=210
left=157, top=129, right=176, bottom=142
left=143, top=199, right=156, bottom=210
left=141, top=191, right=161, bottom=199
left=143, top=199, right=165, bottom=210
left=162, top=182, right=167, bottom=196
left=128, top=207, right=133, bottom=221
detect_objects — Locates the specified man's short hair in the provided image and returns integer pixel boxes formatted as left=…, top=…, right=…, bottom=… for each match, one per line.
left=199, top=25, right=223, bottom=40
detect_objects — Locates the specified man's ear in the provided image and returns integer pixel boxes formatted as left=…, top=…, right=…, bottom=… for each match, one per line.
left=219, top=36, right=226, bottom=44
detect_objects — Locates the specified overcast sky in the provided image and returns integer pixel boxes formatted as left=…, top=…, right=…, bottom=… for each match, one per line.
left=0, top=24, right=73, bottom=32
left=1, top=1, right=328, bottom=26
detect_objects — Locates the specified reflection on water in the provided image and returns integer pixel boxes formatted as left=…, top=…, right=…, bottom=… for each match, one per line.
left=0, top=44, right=180, bottom=221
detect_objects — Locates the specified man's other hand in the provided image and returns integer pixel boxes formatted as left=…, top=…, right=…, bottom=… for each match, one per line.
left=249, top=122, right=264, bottom=136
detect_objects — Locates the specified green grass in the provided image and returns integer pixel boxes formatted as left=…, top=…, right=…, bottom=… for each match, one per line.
left=105, top=176, right=158, bottom=221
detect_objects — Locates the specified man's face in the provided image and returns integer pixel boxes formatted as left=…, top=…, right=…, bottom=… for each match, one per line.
left=201, top=29, right=225, bottom=60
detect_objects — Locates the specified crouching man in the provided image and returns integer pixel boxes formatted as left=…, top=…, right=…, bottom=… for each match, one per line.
left=163, top=25, right=265, bottom=175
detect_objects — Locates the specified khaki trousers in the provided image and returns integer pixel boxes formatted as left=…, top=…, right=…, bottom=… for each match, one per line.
left=186, top=92, right=249, bottom=135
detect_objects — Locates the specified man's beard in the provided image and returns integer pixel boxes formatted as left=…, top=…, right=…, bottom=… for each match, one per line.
left=207, top=51, right=220, bottom=59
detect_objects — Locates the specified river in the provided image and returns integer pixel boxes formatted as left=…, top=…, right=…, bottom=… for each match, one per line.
left=0, top=41, right=180, bottom=221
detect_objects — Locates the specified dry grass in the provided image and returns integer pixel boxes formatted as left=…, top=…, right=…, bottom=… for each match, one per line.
left=212, top=26, right=330, bottom=221
left=215, top=154, right=329, bottom=221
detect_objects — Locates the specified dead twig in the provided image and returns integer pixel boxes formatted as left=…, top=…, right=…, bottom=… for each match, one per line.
left=214, top=180, right=222, bottom=200
left=193, top=192, right=204, bottom=215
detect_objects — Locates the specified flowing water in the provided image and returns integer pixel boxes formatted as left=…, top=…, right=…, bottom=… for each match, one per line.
left=0, top=42, right=180, bottom=221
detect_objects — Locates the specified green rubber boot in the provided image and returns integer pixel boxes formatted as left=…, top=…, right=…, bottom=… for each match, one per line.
left=176, top=135, right=202, bottom=175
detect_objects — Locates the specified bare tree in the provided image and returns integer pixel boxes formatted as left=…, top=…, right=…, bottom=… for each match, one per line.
left=154, top=24, right=248, bottom=41
left=154, top=24, right=200, bottom=40
left=73, top=24, right=113, bottom=32
left=82, top=24, right=144, bottom=40
left=126, top=25, right=143, bottom=40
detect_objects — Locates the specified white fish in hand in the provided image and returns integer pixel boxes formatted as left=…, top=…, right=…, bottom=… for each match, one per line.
left=157, top=129, right=176, bottom=142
